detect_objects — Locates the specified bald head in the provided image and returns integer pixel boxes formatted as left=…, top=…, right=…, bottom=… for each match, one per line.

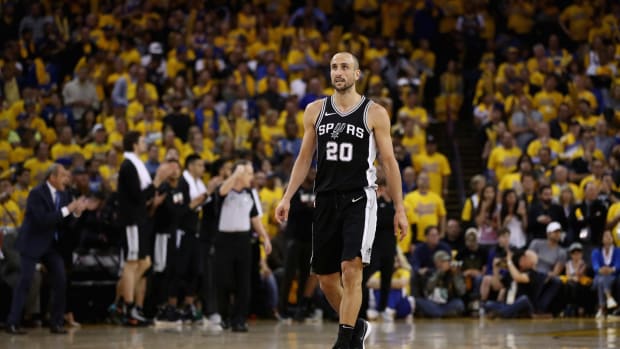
left=331, top=52, right=359, bottom=70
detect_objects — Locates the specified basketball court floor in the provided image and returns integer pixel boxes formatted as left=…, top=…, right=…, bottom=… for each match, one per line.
left=2, top=318, right=619, bottom=349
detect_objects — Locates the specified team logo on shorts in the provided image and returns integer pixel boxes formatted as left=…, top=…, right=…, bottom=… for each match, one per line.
left=331, top=123, right=346, bottom=139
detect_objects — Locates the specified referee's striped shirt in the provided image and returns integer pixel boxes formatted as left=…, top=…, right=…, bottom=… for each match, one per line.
left=217, top=188, right=263, bottom=233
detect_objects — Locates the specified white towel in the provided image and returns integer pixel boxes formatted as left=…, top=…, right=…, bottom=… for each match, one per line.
left=183, top=170, right=207, bottom=200
left=124, top=152, right=152, bottom=190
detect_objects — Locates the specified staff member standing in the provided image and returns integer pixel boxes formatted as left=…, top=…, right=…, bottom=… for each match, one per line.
left=5, top=164, right=88, bottom=335
left=215, top=160, right=271, bottom=332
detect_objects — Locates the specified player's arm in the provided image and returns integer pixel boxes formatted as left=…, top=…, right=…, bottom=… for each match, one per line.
left=275, top=100, right=321, bottom=223
left=369, top=103, right=408, bottom=240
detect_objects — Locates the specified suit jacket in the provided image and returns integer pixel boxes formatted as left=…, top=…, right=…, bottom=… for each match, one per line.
left=15, top=183, right=75, bottom=259
left=527, top=200, right=564, bottom=240
left=574, top=199, right=608, bottom=246
left=117, top=159, right=155, bottom=226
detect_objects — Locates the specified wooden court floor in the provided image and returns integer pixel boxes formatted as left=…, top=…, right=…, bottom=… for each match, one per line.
left=1, top=318, right=619, bottom=349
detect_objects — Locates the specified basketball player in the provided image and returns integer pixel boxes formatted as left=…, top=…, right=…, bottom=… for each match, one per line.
left=275, top=52, right=408, bottom=349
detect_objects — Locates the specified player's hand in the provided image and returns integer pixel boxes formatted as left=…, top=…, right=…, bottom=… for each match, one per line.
left=394, top=208, right=408, bottom=241
left=274, top=199, right=290, bottom=224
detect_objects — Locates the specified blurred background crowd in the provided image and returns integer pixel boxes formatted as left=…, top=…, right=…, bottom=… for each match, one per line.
left=1, top=0, right=620, bottom=330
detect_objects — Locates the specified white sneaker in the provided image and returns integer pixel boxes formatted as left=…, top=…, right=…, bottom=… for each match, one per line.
left=607, top=297, right=618, bottom=309
left=202, top=313, right=223, bottom=331
left=381, top=308, right=395, bottom=322
left=407, top=296, right=416, bottom=314
left=366, top=309, right=379, bottom=321
left=596, top=309, right=605, bottom=319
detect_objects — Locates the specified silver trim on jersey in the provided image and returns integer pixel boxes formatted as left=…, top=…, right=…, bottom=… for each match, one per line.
left=362, top=99, right=373, bottom=134
left=314, top=97, right=328, bottom=130
left=330, top=95, right=366, bottom=117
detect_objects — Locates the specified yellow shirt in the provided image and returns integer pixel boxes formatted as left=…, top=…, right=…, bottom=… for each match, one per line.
left=579, top=175, right=602, bottom=193
left=120, top=48, right=141, bottom=67
left=533, top=90, right=564, bottom=122
left=99, top=164, right=119, bottom=192
left=218, top=117, right=254, bottom=151
left=23, top=158, right=54, bottom=186
left=397, top=106, right=428, bottom=128
left=259, top=186, right=283, bottom=238
left=134, top=120, right=163, bottom=137
left=180, top=145, right=217, bottom=164
left=0, top=199, right=22, bottom=228
left=606, top=202, right=620, bottom=246
left=0, top=140, right=12, bottom=171
left=499, top=172, right=522, bottom=193
left=256, top=77, right=289, bottom=95
left=575, top=114, right=602, bottom=129
left=507, top=1, right=534, bottom=34
left=260, top=124, right=285, bottom=157
left=402, top=133, right=425, bottom=156
left=9, top=147, right=34, bottom=165
left=487, top=146, right=522, bottom=182
left=552, top=182, right=583, bottom=203
left=404, top=190, right=446, bottom=243
left=51, top=143, right=82, bottom=160
left=413, top=152, right=451, bottom=196
left=527, top=138, right=563, bottom=159
left=560, top=4, right=592, bottom=42
left=11, top=186, right=30, bottom=212
left=83, top=142, right=111, bottom=160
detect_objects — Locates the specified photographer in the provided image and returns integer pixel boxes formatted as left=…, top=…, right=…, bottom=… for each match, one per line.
left=415, top=250, right=466, bottom=318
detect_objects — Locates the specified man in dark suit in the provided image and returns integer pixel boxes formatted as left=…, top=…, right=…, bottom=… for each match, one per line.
left=6, top=164, right=89, bottom=335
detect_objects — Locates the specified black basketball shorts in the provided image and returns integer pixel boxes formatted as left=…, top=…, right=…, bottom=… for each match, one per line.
left=311, top=188, right=377, bottom=275
left=121, top=221, right=153, bottom=261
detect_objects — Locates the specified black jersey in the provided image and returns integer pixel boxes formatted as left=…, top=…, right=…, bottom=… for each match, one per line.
left=314, top=95, right=377, bottom=193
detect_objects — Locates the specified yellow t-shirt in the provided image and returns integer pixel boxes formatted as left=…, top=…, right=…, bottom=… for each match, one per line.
left=402, top=133, right=425, bottom=156
left=507, top=1, right=534, bottom=34
left=99, top=164, right=119, bottom=192
left=412, top=152, right=451, bottom=196
left=487, top=146, right=522, bottom=182
left=134, top=120, right=163, bottom=137
left=0, top=140, right=12, bottom=171
left=11, top=186, right=30, bottom=212
left=533, top=90, right=564, bottom=122
left=51, top=143, right=82, bottom=160
left=551, top=182, right=583, bottom=203
left=260, top=124, right=285, bottom=157
left=606, top=202, right=620, bottom=246
left=23, top=158, right=54, bottom=186
left=180, top=145, right=217, bottom=164
left=404, top=190, right=446, bottom=243
left=259, top=186, right=283, bottom=239
left=83, top=142, right=111, bottom=160
left=0, top=199, right=23, bottom=228
left=560, top=4, right=592, bottom=42
left=527, top=139, right=563, bottom=159
left=499, top=172, right=522, bottom=193
left=575, top=114, right=602, bottom=129
left=9, top=147, right=34, bottom=165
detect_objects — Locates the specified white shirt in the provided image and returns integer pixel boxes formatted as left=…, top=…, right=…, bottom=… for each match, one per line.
left=46, top=181, right=71, bottom=218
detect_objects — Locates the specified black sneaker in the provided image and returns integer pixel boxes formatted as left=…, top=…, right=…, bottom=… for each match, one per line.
left=350, top=318, right=371, bottom=349
left=181, top=304, right=199, bottom=324
left=231, top=322, right=248, bottom=332
left=155, top=305, right=182, bottom=327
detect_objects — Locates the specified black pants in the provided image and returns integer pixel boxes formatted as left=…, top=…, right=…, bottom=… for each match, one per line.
left=215, top=232, right=251, bottom=326
left=165, top=231, right=200, bottom=299
left=360, top=233, right=396, bottom=317
left=199, top=240, right=218, bottom=316
left=8, top=250, right=66, bottom=327
left=279, top=239, right=312, bottom=315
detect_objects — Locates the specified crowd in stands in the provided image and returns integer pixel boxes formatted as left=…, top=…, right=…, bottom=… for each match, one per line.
left=1, top=0, right=620, bottom=330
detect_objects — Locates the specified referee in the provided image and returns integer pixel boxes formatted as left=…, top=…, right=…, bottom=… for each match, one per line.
left=215, top=160, right=272, bottom=332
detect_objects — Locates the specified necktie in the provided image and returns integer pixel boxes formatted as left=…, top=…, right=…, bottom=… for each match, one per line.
left=54, top=192, right=60, bottom=241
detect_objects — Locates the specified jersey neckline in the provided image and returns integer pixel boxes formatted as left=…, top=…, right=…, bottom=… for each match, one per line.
left=330, top=95, right=366, bottom=117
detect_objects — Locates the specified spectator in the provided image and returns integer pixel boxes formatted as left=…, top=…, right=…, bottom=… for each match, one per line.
left=412, top=134, right=451, bottom=198
left=442, top=219, right=464, bottom=253
left=561, top=242, right=593, bottom=317
left=574, top=182, right=608, bottom=251
left=528, top=185, right=564, bottom=240
left=487, top=132, right=522, bottom=184
left=475, top=184, right=499, bottom=246
left=591, top=230, right=620, bottom=318
left=461, top=175, right=486, bottom=229
left=456, top=228, right=487, bottom=308
left=481, top=228, right=512, bottom=303
left=410, top=226, right=451, bottom=298
left=416, top=250, right=466, bottom=318
left=500, top=189, right=528, bottom=249
left=482, top=249, right=538, bottom=319
left=528, top=222, right=566, bottom=314
left=404, top=172, right=447, bottom=246
left=62, top=66, right=99, bottom=121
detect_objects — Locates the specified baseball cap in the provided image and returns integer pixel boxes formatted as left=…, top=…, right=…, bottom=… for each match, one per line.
left=546, top=221, right=562, bottom=234
left=434, top=250, right=451, bottom=262
left=465, top=227, right=478, bottom=240
left=92, top=123, right=105, bottom=134
left=148, top=42, right=163, bottom=55
left=568, top=242, right=583, bottom=253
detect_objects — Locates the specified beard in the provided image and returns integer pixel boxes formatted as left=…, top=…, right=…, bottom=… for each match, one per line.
left=333, top=80, right=355, bottom=92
